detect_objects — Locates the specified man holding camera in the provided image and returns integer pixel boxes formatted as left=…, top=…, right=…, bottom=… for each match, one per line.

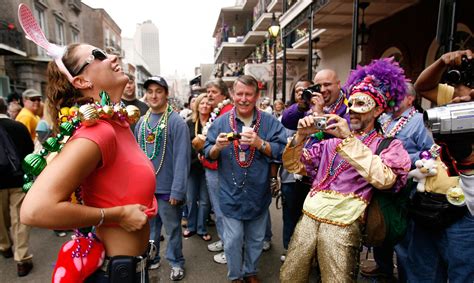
left=280, top=59, right=411, bottom=283
left=281, top=69, right=348, bottom=131
left=404, top=49, right=474, bottom=283
left=415, top=49, right=473, bottom=104
left=204, top=75, right=286, bottom=282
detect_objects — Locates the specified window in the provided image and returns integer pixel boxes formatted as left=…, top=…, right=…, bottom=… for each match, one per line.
left=104, top=28, right=110, bottom=46
left=55, top=19, right=65, bottom=45
left=34, top=6, right=47, bottom=56
left=72, top=31, right=79, bottom=43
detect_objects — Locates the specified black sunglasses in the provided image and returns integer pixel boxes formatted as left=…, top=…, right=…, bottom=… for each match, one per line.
left=74, top=49, right=108, bottom=76
left=28, top=97, right=42, bottom=102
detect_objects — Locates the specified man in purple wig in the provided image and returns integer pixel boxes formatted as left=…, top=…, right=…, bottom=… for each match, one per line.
left=280, top=58, right=411, bottom=282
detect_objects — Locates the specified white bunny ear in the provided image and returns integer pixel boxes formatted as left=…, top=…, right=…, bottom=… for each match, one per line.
left=18, top=3, right=73, bottom=82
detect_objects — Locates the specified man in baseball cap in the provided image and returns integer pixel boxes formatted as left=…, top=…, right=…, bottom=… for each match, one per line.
left=144, top=76, right=169, bottom=92
left=16, top=88, right=42, bottom=140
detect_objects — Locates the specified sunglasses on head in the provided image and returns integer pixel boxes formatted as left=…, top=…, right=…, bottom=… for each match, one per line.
left=74, top=49, right=108, bottom=76
left=28, top=97, right=41, bottom=102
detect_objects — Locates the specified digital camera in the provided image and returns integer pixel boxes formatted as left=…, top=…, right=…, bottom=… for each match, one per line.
left=226, top=132, right=241, bottom=141
left=423, top=101, right=474, bottom=135
left=313, top=116, right=327, bottom=130
left=445, top=55, right=474, bottom=88
left=301, top=84, right=322, bottom=105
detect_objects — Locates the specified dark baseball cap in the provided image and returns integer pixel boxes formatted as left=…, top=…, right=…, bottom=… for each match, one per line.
left=144, top=76, right=168, bottom=92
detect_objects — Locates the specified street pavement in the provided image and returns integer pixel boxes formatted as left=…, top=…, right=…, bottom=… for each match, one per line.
left=0, top=202, right=381, bottom=282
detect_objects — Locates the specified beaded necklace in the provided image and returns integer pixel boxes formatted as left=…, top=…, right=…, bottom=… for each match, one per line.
left=382, top=107, right=417, bottom=138
left=323, top=91, right=345, bottom=114
left=227, top=107, right=262, bottom=189
left=229, top=107, right=262, bottom=168
left=140, top=104, right=172, bottom=161
left=309, top=129, right=379, bottom=197
left=21, top=91, right=138, bottom=259
left=22, top=91, right=140, bottom=192
left=139, top=104, right=172, bottom=175
left=202, top=99, right=231, bottom=135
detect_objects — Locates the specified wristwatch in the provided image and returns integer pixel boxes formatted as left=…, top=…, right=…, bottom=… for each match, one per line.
left=259, top=140, right=267, bottom=152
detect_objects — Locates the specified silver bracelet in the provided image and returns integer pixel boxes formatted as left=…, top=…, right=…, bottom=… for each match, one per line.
left=96, top=208, right=105, bottom=227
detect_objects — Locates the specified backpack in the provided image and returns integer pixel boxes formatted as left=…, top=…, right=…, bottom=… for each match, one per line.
left=364, top=138, right=409, bottom=247
left=0, top=124, right=23, bottom=178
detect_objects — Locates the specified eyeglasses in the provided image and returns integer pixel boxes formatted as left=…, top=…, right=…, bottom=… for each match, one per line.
left=28, top=97, right=42, bottom=102
left=74, top=49, right=108, bottom=76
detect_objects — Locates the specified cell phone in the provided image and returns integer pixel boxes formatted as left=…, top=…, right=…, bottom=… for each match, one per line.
left=227, top=132, right=241, bottom=141
left=109, top=256, right=135, bottom=283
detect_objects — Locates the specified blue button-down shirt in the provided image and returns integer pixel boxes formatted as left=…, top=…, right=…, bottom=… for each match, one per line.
left=380, top=107, right=434, bottom=167
left=204, top=108, right=287, bottom=220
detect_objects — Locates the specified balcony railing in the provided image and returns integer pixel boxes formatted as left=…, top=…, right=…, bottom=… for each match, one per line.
left=0, top=30, right=24, bottom=52
left=253, top=0, right=272, bottom=22
left=214, top=24, right=252, bottom=52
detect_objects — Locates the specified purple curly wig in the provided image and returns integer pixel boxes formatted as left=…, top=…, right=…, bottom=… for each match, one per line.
left=344, top=57, right=408, bottom=111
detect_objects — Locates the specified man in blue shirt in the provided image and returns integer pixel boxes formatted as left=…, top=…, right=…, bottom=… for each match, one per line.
left=204, top=75, right=286, bottom=282
left=361, top=83, right=433, bottom=281
left=134, top=76, right=190, bottom=281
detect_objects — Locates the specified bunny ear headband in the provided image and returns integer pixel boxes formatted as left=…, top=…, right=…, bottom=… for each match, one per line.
left=18, top=3, right=74, bottom=82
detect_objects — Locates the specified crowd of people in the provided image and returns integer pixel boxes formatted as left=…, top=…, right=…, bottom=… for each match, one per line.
left=1, top=13, right=474, bottom=283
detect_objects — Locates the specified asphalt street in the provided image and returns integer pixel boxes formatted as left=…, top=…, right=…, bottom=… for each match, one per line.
left=0, top=202, right=380, bottom=282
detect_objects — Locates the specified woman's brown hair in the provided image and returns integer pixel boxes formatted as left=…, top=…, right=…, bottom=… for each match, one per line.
left=46, top=43, right=91, bottom=133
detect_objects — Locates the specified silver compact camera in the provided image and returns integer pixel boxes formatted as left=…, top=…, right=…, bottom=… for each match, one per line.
left=423, top=101, right=474, bottom=135
left=313, top=116, right=327, bottom=130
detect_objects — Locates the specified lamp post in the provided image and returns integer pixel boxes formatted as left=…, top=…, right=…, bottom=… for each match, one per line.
left=268, top=13, right=280, bottom=102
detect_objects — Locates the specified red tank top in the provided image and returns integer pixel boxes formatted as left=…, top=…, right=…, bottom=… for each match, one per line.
left=71, top=120, right=157, bottom=219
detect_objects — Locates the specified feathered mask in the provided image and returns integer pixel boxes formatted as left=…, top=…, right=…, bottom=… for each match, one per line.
left=344, top=58, right=408, bottom=112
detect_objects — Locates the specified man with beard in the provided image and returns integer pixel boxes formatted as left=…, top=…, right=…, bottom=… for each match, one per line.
left=280, top=59, right=411, bottom=282
left=204, top=75, right=286, bottom=282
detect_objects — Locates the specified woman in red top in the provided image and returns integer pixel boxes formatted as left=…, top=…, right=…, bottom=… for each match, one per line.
left=20, top=43, right=157, bottom=282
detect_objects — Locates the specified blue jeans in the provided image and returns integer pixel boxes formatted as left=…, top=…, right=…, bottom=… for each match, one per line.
left=265, top=208, right=272, bottom=242
left=222, top=210, right=269, bottom=280
left=186, top=170, right=210, bottom=235
left=281, top=180, right=309, bottom=249
left=205, top=169, right=225, bottom=242
left=406, top=211, right=474, bottom=283
left=149, top=197, right=185, bottom=268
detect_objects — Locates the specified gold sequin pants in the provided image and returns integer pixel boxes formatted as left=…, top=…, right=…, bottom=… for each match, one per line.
left=280, top=214, right=362, bottom=283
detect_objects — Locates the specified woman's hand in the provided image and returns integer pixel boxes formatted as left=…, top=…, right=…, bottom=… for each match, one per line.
left=119, top=204, right=148, bottom=232
left=324, top=114, right=351, bottom=139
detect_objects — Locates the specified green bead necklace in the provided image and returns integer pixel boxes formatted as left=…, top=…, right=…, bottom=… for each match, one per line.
left=139, top=104, right=172, bottom=174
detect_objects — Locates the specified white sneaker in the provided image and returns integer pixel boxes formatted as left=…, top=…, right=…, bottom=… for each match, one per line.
left=170, top=267, right=185, bottom=281
left=148, top=260, right=160, bottom=270
left=213, top=251, right=227, bottom=264
left=263, top=240, right=271, bottom=251
left=207, top=240, right=223, bottom=252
